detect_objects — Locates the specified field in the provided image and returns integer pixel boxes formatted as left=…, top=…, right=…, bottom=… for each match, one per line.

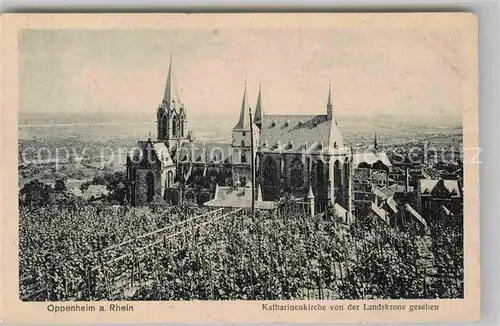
left=19, top=197, right=463, bottom=301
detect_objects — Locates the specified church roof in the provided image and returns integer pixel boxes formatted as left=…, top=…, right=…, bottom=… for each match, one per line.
left=176, top=141, right=233, bottom=164
left=258, top=114, right=344, bottom=154
left=129, top=140, right=175, bottom=167
left=152, top=142, right=175, bottom=166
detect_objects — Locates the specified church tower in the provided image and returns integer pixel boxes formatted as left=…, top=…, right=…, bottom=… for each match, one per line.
left=232, top=84, right=259, bottom=184
left=157, top=55, right=189, bottom=149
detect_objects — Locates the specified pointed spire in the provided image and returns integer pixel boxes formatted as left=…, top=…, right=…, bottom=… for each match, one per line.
left=233, top=83, right=251, bottom=130
left=327, top=83, right=332, bottom=106
left=254, top=83, right=263, bottom=128
left=163, top=55, right=181, bottom=109
left=374, top=132, right=378, bottom=151
left=327, top=84, right=336, bottom=123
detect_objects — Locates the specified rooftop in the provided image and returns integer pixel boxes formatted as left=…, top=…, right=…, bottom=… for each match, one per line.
left=419, top=179, right=461, bottom=197
left=259, top=114, right=344, bottom=155
left=353, top=151, right=392, bottom=168
left=204, top=185, right=275, bottom=210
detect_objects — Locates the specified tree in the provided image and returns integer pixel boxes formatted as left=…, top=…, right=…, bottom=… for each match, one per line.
left=54, top=178, right=67, bottom=193
left=19, top=179, right=54, bottom=208
left=104, top=171, right=128, bottom=205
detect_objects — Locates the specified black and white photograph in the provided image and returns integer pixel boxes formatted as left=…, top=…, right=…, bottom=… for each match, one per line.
left=13, top=14, right=476, bottom=309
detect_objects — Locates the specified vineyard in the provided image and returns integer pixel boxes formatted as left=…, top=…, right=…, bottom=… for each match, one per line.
left=19, top=197, right=463, bottom=301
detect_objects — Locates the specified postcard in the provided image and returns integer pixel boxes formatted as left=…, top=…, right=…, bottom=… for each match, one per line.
left=1, top=13, right=479, bottom=324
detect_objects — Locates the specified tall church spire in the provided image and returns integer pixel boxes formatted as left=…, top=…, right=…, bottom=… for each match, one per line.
left=254, top=83, right=263, bottom=129
left=374, top=132, right=378, bottom=151
left=326, top=84, right=337, bottom=124
left=163, top=54, right=181, bottom=109
left=233, top=83, right=251, bottom=130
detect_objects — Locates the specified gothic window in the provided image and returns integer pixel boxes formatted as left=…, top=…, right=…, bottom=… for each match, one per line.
left=290, top=157, right=304, bottom=189
left=167, top=170, right=173, bottom=188
left=212, top=148, right=223, bottom=163
left=343, top=160, right=349, bottom=185
left=240, top=176, right=247, bottom=187
left=161, top=116, right=168, bottom=139
left=209, top=169, right=218, bottom=180
left=242, top=131, right=246, bottom=137
left=172, top=116, right=178, bottom=137
left=146, top=171, right=155, bottom=203
left=263, top=156, right=278, bottom=188
left=241, top=152, right=247, bottom=163
left=180, top=119, right=184, bottom=137
left=334, top=160, right=342, bottom=188
left=241, top=140, right=245, bottom=147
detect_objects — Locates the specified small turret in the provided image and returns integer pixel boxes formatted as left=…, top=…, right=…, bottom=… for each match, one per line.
left=254, top=83, right=263, bottom=129
left=326, top=84, right=337, bottom=124
left=307, top=185, right=315, bottom=217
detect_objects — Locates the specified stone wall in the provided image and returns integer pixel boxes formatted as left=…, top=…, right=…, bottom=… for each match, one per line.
left=134, top=168, right=162, bottom=205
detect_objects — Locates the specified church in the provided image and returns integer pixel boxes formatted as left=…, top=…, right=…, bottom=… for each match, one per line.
left=126, top=57, right=354, bottom=218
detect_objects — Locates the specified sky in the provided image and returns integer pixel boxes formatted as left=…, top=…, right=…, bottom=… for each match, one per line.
left=19, top=26, right=471, bottom=119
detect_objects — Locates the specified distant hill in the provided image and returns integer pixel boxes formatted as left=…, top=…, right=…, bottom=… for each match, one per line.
left=19, top=111, right=462, bottom=145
